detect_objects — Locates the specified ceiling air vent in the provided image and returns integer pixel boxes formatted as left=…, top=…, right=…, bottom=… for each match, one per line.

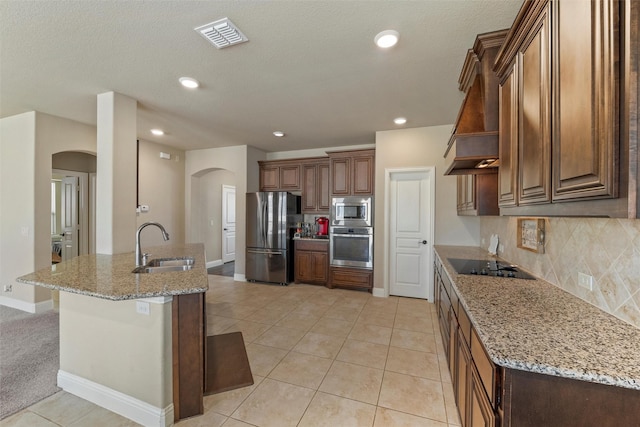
left=195, top=18, right=248, bottom=49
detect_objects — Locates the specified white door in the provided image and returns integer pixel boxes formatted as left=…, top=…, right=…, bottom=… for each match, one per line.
left=222, top=185, right=236, bottom=263
left=388, top=169, right=434, bottom=299
left=60, top=176, right=79, bottom=261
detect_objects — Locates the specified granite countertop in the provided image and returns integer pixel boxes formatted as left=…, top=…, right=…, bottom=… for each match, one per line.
left=17, top=243, right=209, bottom=301
left=434, top=245, right=640, bottom=391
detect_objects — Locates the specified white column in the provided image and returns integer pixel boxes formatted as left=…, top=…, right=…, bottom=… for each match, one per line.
left=96, top=92, right=137, bottom=254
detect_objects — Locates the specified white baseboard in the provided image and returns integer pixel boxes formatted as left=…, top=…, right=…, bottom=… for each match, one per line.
left=0, top=296, right=53, bottom=313
left=234, top=273, right=246, bottom=282
left=372, top=287, right=388, bottom=298
left=206, top=259, right=223, bottom=269
left=57, top=370, right=174, bottom=427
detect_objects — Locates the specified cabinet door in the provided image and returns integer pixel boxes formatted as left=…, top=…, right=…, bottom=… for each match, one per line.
left=260, top=165, right=280, bottom=191
left=552, top=0, right=618, bottom=201
left=470, top=366, right=496, bottom=427
left=317, top=162, right=330, bottom=211
left=499, top=61, right=519, bottom=207
left=518, top=4, right=551, bottom=205
left=456, top=329, right=472, bottom=427
left=302, top=164, right=318, bottom=212
left=279, top=165, right=301, bottom=191
left=311, top=251, right=328, bottom=283
left=295, top=251, right=311, bottom=283
left=331, top=158, right=350, bottom=195
left=352, top=155, right=374, bottom=195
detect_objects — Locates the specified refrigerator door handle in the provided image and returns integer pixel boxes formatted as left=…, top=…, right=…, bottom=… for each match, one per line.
left=247, top=249, right=283, bottom=256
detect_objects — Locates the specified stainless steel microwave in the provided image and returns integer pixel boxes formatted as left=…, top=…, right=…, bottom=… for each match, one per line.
left=330, top=196, right=373, bottom=227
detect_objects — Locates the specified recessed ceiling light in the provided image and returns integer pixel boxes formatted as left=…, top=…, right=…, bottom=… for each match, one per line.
left=375, top=30, right=399, bottom=48
left=394, top=117, right=407, bottom=125
left=273, top=131, right=285, bottom=137
left=151, top=129, right=164, bottom=136
left=179, top=77, right=199, bottom=89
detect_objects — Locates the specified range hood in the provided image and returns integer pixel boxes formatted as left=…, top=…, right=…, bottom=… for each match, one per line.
left=444, top=30, right=507, bottom=176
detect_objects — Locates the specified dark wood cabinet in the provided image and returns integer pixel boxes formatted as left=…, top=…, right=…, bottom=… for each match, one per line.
left=498, top=63, right=518, bottom=207
left=517, top=2, right=551, bottom=205
left=328, top=266, right=372, bottom=291
left=435, top=251, right=640, bottom=427
left=294, top=240, right=328, bottom=285
left=470, top=365, right=496, bottom=427
left=258, top=160, right=301, bottom=191
left=457, top=174, right=499, bottom=216
left=552, top=0, right=619, bottom=201
left=328, top=149, right=375, bottom=196
left=495, top=0, right=637, bottom=217
left=435, top=255, right=499, bottom=427
left=301, top=159, right=330, bottom=213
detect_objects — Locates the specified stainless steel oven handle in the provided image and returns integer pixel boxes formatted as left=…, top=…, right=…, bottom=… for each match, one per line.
left=331, top=234, right=370, bottom=238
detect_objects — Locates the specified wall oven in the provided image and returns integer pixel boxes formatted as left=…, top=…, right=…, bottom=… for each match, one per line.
left=330, top=227, right=373, bottom=269
left=331, top=196, right=373, bottom=227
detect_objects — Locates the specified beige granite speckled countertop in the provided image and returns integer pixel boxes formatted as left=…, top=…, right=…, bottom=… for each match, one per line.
left=17, top=243, right=209, bottom=300
left=434, top=245, right=640, bottom=391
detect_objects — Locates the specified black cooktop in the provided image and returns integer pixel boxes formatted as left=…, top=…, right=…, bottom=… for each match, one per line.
left=447, top=258, right=536, bottom=280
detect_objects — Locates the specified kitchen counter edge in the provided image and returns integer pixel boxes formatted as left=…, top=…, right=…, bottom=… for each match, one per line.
left=16, top=243, right=209, bottom=301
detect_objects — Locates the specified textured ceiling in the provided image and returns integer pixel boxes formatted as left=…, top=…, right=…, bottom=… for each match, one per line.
left=0, top=1, right=523, bottom=152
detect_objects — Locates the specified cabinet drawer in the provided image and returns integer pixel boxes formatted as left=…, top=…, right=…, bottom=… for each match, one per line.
left=329, top=267, right=372, bottom=290
left=458, top=304, right=472, bottom=348
left=471, top=327, right=498, bottom=408
left=295, top=240, right=328, bottom=252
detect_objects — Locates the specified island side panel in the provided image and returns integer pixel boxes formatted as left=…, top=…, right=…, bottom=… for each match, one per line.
left=58, top=292, right=173, bottom=415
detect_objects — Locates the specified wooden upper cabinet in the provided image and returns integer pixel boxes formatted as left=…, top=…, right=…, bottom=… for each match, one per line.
left=352, top=155, right=374, bottom=195
left=259, top=164, right=280, bottom=191
left=552, top=0, right=618, bottom=201
left=328, top=149, right=375, bottom=196
left=279, top=164, right=301, bottom=191
left=498, top=62, right=519, bottom=207
left=495, top=0, right=629, bottom=216
left=317, top=162, right=330, bottom=211
left=330, top=157, right=350, bottom=196
left=301, top=159, right=330, bottom=213
left=258, top=160, right=301, bottom=192
left=518, top=4, right=551, bottom=205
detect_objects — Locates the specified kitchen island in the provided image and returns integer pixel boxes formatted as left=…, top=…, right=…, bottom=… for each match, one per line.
left=17, top=243, right=209, bottom=427
left=434, top=245, right=640, bottom=426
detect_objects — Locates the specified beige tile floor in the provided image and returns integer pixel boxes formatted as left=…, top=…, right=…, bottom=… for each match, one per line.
left=2, top=276, right=461, bottom=427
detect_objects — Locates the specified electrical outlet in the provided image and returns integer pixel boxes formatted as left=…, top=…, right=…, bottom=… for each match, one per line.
left=3, top=285, right=12, bottom=292
left=136, top=301, right=150, bottom=315
left=578, top=272, right=593, bottom=291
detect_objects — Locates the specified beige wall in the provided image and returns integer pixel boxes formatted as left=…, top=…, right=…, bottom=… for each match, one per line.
left=196, top=169, right=235, bottom=263
left=1, top=112, right=96, bottom=311
left=186, top=145, right=265, bottom=278
left=59, top=293, right=172, bottom=409
left=374, top=126, right=481, bottom=291
left=136, top=139, right=186, bottom=248
left=52, top=151, right=97, bottom=172
left=481, top=216, right=640, bottom=328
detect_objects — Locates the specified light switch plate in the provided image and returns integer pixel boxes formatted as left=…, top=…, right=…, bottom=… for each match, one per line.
left=578, top=272, right=593, bottom=291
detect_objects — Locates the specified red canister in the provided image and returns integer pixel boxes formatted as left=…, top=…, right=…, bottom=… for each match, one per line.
left=316, top=217, right=329, bottom=235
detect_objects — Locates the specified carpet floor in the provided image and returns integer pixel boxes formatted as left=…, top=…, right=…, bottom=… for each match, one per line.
left=0, top=306, right=60, bottom=420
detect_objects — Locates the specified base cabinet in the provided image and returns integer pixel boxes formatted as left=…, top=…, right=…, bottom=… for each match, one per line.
left=328, top=266, right=372, bottom=291
left=294, top=240, right=329, bottom=285
left=435, top=252, right=640, bottom=427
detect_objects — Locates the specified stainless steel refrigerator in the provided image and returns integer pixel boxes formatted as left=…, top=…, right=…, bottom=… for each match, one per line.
left=246, top=192, right=301, bottom=285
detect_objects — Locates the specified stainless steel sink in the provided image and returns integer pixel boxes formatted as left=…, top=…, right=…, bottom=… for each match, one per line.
left=132, top=257, right=195, bottom=274
left=146, top=257, right=195, bottom=267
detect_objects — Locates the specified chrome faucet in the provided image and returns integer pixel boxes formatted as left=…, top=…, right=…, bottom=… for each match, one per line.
left=135, top=222, right=170, bottom=266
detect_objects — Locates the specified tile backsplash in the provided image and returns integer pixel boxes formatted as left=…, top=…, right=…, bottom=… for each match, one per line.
left=480, top=217, right=640, bottom=329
